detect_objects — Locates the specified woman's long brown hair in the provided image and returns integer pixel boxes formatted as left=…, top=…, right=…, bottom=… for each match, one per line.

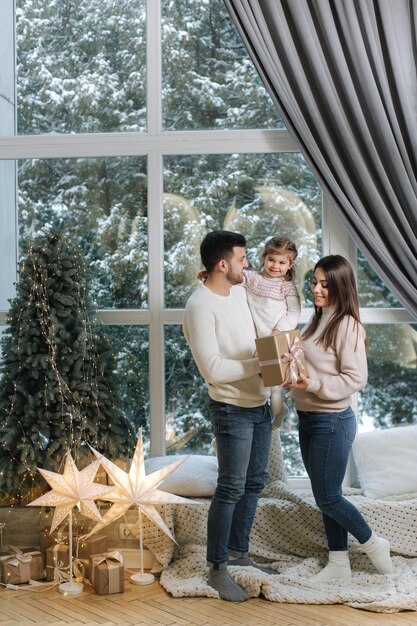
left=303, top=255, right=363, bottom=350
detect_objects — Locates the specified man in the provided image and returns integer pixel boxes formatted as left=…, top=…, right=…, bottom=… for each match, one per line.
left=183, top=230, right=273, bottom=602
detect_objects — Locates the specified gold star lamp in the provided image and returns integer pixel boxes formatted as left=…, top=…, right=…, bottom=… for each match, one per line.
left=88, top=429, right=199, bottom=585
left=28, top=451, right=112, bottom=595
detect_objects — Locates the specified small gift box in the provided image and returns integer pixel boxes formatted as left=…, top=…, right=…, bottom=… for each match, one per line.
left=76, top=534, right=108, bottom=561
left=0, top=546, right=44, bottom=584
left=89, top=551, right=124, bottom=595
left=45, top=544, right=70, bottom=582
left=40, top=525, right=82, bottom=555
left=73, top=534, right=108, bottom=581
left=255, top=329, right=308, bottom=386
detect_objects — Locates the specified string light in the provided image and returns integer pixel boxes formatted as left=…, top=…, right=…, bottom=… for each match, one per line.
left=0, top=231, right=135, bottom=505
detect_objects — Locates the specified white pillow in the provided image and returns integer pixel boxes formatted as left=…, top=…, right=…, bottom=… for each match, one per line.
left=352, top=425, right=417, bottom=499
left=144, top=454, right=218, bottom=497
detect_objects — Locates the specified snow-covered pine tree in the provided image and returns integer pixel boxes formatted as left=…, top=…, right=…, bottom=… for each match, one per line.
left=0, top=228, right=135, bottom=502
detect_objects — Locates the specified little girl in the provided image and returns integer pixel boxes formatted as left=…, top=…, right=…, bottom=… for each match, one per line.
left=244, top=237, right=301, bottom=428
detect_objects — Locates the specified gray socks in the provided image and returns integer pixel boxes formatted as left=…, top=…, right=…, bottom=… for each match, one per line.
left=361, top=532, right=394, bottom=574
left=228, top=556, right=276, bottom=575
left=311, top=550, right=352, bottom=583
left=208, top=565, right=249, bottom=602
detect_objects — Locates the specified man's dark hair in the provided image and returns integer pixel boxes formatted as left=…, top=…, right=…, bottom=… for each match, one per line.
left=200, top=230, right=246, bottom=273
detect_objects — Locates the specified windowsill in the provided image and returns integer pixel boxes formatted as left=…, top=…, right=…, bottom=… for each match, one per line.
left=287, top=477, right=312, bottom=494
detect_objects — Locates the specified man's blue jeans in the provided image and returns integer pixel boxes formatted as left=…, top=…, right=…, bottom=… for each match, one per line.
left=298, top=407, right=372, bottom=551
left=207, top=399, right=272, bottom=566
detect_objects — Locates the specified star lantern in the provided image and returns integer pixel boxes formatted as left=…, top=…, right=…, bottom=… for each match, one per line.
left=87, top=429, right=199, bottom=584
left=28, top=452, right=112, bottom=532
left=28, top=452, right=112, bottom=594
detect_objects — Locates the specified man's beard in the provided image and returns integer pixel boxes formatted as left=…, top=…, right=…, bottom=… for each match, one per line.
left=226, top=268, right=243, bottom=285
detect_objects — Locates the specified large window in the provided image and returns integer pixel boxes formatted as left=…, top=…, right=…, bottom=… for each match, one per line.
left=0, top=0, right=415, bottom=491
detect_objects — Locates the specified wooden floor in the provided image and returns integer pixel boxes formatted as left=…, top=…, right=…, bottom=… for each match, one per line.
left=1, top=578, right=417, bottom=626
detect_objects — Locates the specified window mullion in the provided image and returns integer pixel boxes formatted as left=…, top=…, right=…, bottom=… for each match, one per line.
left=0, top=0, right=17, bottom=310
left=148, top=149, right=165, bottom=456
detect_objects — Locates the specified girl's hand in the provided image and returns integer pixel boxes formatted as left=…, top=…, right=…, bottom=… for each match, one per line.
left=197, top=270, right=208, bottom=281
left=286, top=373, right=309, bottom=389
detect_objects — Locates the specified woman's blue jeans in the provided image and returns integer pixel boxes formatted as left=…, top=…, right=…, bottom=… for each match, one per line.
left=207, top=399, right=272, bottom=566
left=298, top=407, right=372, bottom=551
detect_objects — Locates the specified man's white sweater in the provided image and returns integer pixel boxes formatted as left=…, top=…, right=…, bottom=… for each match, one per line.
left=292, top=308, right=368, bottom=412
left=183, top=283, right=269, bottom=407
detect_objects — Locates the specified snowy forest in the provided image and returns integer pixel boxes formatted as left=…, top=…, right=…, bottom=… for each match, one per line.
left=4, top=0, right=416, bottom=483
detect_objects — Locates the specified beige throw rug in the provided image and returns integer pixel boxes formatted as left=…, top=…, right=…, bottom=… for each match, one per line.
left=142, top=481, right=417, bottom=613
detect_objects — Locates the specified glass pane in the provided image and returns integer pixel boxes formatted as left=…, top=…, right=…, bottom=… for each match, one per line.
left=164, top=153, right=322, bottom=308
left=104, top=325, right=150, bottom=440
left=359, top=323, right=417, bottom=430
left=161, top=0, right=282, bottom=130
left=164, top=325, right=214, bottom=455
left=357, top=250, right=403, bottom=308
left=16, top=0, right=146, bottom=134
left=280, top=397, right=306, bottom=478
left=18, top=157, right=148, bottom=308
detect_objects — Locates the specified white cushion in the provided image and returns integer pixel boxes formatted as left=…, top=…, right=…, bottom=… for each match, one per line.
left=145, top=454, right=218, bottom=497
left=352, top=425, right=417, bottom=499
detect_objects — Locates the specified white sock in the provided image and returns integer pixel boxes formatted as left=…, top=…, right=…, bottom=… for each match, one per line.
left=361, top=532, right=393, bottom=574
left=311, top=550, right=352, bottom=583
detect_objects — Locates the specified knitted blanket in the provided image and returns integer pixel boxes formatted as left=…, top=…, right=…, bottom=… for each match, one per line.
left=142, top=481, right=417, bottom=613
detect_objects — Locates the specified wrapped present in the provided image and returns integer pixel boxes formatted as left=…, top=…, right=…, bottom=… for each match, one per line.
left=89, top=551, right=124, bottom=595
left=76, top=534, right=108, bottom=561
left=256, top=329, right=308, bottom=387
left=0, top=546, right=44, bottom=584
left=45, top=543, right=70, bottom=582
left=40, top=525, right=82, bottom=555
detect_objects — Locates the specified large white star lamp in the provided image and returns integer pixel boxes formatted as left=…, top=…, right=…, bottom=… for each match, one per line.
left=28, top=452, right=112, bottom=595
left=88, top=429, right=199, bottom=585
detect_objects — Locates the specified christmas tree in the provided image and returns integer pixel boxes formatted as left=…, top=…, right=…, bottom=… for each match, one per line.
left=0, top=228, right=135, bottom=502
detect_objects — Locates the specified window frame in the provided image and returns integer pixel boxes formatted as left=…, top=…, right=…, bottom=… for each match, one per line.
left=0, top=0, right=414, bottom=486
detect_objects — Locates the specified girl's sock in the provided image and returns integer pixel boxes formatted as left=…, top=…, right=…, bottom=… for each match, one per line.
left=311, top=550, right=352, bottom=583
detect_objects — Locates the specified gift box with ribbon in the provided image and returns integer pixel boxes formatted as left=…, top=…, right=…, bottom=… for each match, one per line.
left=40, top=525, right=82, bottom=556
left=0, top=546, right=45, bottom=584
left=89, top=551, right=124, bottom=595
left=76, top=534, right=108, bottom=561
left=72, top=534, right=108, bottom=581
left=45, top=543, right=70, bottom=582
left=256, top=329, right=308, bottom=387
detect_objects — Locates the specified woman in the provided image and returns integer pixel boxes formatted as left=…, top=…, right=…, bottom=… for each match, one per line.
left=288, top=255, right=393, bottom=582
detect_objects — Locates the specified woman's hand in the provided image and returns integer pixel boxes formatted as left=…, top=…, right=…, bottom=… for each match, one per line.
left=285, top=373, right=309, bottom=389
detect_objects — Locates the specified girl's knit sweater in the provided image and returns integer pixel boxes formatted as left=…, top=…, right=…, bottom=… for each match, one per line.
left=291, top=307, right=367, bottom=412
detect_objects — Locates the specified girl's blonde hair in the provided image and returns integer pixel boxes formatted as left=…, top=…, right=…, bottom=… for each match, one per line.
left=261, top=236, right=298, bottom=282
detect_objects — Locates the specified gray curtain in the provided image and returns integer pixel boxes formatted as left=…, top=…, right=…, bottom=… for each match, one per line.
left=224, top=0, right=417, bottom=317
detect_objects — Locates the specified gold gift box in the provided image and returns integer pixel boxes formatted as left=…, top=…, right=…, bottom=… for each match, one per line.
left=255, top=329, right=308, bottom=387
left=89, top=552, right=124, bottom=595
left=76, top=534, right=108, bottom=561
left=0, top=547, right=44, bottom=584
left=40, top=526, right=82, bottom=555
left=45, top=544, right=70, bottom=582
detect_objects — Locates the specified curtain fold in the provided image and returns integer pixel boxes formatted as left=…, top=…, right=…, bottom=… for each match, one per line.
left=224, top=0, right=417, bottom=316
